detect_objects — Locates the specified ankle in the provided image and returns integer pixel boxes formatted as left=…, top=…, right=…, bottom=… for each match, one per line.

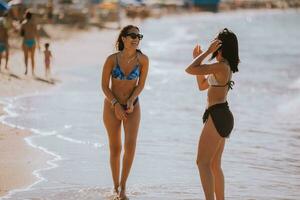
left=120, top=186, right=126, bottom=192
left=114, top=186, right=119, bottom=193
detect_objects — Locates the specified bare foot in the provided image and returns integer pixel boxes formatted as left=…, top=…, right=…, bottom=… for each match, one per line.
left=119, top=190, right=129, bottom=200
left=112, top=188, right=119, bottom=200
left=112, top=195, right=119, bottom=200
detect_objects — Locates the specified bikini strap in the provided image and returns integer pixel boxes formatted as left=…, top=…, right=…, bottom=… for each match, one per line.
left=211, top=81, right=234, bottom=89
left=227, top=69, right=234, bottom=90
left=210, top=68, right=234, bottom=90
left=136, top=52, right=141, bottom=68
left=227, top=80, right=235, bottom=90
left=224, top=63, right=234, bottom=90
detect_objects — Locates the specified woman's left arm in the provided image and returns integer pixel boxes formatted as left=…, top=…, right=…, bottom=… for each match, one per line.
left=186, top=61, right=223, bottom=76
left=128, top=54, right=149, bottom=103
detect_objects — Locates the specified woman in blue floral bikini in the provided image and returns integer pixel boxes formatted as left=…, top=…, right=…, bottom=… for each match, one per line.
left=101, top=25, right=149, bottom=200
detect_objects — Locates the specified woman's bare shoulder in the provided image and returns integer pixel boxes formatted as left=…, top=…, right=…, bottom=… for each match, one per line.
left=106, top=52, right=119, bottom=62
left=138, top=52, right=149, bottom=63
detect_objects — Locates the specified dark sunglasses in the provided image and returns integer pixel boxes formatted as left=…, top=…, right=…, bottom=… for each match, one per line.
left=125, top=33, right=143, bottom=40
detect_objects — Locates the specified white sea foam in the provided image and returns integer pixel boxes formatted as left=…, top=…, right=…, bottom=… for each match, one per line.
left=64, top=124, right=72, bottom=129
left=0, top=97, right=62, bottom=200
left=289, top=77, right=300, bottom=89
left=56, top=134, right=103, bottom=148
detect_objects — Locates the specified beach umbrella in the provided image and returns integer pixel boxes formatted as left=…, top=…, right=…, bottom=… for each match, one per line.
left=0, top=0, right=10, bottom=11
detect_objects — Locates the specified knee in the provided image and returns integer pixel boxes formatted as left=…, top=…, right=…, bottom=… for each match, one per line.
left=124, top=141, right=136, bottom=155
left=110, top=144, right=122, bottom=157
left=196, top=156, right=212, bottom=170
left=211, top=160, right=222, bottom=172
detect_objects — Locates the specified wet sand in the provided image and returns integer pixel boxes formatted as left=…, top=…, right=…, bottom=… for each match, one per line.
left=0, top=106, right=48, bottom=197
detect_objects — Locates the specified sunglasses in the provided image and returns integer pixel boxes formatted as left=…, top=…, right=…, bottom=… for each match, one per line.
left=125, top=33, right=143, bottom=40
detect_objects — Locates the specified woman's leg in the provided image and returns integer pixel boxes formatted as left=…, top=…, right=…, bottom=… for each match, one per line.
left=23, top=45, right=29, bottom=75
left=212, top=139, right=225, bottom=200
left=30, top=47, right=36, bottom=76
left=197, top=116, right=223, bottom=200
left=45, top=65, right=49, bottom=78
left=5, top=48, right=9, bottom=69
left=120, top=103, right=141, bottom=199
left=103, top=100, right=122, bottom=192
left=0, top=53, right=2, bottom=71
left=46, top=65, right=51, bottom=78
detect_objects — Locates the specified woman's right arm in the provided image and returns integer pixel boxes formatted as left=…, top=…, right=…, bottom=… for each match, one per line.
left=196, top=75, right=209, bottom=91
left=4, top=28, right=8, bottom=46
left=192, top=44, right=209, bottom=91
left=101, top=55, right=116, bottom=103
left=20, top=23, right=25, bottom=37
left=101, top=55, right=127, bottom=120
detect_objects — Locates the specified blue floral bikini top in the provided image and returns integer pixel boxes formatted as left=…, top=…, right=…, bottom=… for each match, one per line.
left=111, top=53, right=140, bottom=80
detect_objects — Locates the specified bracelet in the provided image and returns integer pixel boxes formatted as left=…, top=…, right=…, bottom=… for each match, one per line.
left=111, top=98, right=118, bottom=107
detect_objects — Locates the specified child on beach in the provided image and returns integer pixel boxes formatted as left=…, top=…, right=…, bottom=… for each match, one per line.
left=43, top=43, right=52, bottom=78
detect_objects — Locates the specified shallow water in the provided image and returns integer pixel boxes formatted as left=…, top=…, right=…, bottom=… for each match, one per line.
left=1, top=9, right=300, bottom=200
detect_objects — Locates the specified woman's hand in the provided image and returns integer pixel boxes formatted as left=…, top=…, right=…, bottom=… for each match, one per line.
left=126, top=98, right=134, bottom=114
left=207, top=39, right=222, bottom=54
left=193, top=44, right=203, bottom=59
left=114, top=103, right=127, bottom=121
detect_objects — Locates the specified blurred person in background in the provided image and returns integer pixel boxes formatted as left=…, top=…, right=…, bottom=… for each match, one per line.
left=21, top=11, right=40, bottom=76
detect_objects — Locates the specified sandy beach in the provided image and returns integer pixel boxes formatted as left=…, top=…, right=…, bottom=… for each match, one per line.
left=0, top=35, right=48, bottom=197
left=0, top=37, right=52, bottom=198
left=0, top=105, right=48, bottom=197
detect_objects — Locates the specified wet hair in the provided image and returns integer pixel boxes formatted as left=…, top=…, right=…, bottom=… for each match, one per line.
left=116, top=25, right=142, bottom=53
left=45, top=43, right=50, bottom=48
left=211, top=28, right=240, bottom=73
left=25, top=11, right=32, bottom=20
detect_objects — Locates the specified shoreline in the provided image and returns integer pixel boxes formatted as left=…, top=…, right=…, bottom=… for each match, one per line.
left=0, top=25, right=88, bottom=198
left=0, top=38, right=57, bottom=198
left=0, top=105, right=50, bottom=198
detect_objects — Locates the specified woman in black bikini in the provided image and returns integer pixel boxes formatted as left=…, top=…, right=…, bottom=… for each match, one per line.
left=185, top=28, right=239, bottom=200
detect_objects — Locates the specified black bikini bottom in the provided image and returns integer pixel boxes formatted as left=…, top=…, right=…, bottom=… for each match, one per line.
left=202, top=102, right=234, bottom=138
left=120, top=97, right=139, bottom=110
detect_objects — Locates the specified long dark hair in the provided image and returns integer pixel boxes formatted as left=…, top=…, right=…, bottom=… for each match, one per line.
left=211, top=28, right=240, bottom=73
left=116, top=25, right=142, bottom=53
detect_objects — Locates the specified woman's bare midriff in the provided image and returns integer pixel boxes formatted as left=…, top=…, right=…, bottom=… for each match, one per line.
left=23, top=24, right=36, bottom=39
left=207, top=86, right=229, bottom=107
left=110, top=78, right=138, bottom=104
